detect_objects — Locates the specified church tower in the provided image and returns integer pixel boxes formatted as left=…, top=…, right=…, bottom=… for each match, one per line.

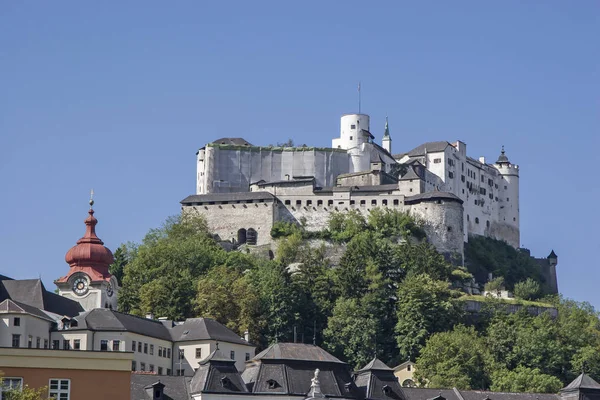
left=382, top=117, right=392, bottom=153
left=55, top=195, right=118, bottom=311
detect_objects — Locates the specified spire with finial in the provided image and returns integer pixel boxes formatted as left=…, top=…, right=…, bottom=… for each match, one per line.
left=496, top=145, right=510, bottom=164
left=382, top=116, right=392, bottom=153
left=89, top=189, right=94, bottom=209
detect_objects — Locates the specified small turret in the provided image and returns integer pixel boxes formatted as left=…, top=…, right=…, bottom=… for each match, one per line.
left=548, top=250, right=558, bottom=267
left=382, top=117, right=392, bottom=154
left=496, top=145, right=510, bottom=164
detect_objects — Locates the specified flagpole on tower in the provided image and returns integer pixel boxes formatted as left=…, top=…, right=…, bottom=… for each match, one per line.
left=358, top=82, right=361, bottom=114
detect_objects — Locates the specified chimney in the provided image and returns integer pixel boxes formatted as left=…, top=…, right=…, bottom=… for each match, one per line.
left=146, top=313, right=154, bottom=320
left=244, top=330, right=250, bottom=342
left=479, top=156, right=486, bottom=164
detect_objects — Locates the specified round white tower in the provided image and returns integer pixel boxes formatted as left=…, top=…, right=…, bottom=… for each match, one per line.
left=332, top=114, right=370, bottom=150
left=494, top=147, right=520, bottom=247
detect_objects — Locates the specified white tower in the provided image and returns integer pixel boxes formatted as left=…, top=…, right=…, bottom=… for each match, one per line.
left=494, top=146, right=520, bottom=247
left=332, top=114, right=371, bottom=150
left=382, top=117, right=392, bottom=153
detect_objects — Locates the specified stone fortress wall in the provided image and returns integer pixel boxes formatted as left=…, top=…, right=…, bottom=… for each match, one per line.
left=181, top=180, right=465, bottom=259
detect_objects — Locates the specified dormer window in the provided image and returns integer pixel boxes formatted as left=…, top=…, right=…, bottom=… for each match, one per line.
left=382, top=385, right=393, bottom=396
left=220, top=377, right=231, bottom=388
left=267, top=379, right=279, bottom=389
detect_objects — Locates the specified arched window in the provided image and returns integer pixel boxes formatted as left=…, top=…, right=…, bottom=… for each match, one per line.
left=247, top=228, right=257, bottom=246
left=402, top=379, right=416, bottom=388
left=475, top=217, right=479, bottom=224
left=237, top=229, right=247, bottom=245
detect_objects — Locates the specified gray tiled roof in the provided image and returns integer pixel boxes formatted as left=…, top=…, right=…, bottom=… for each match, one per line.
left=459, top=390, right=558, bottom=400
left=252, top=343, right=345, bottom=363
left=405, top=191, right=463, bottom=205
left=0, top=278, right=83, bottom=317
left=130, top=375, right=192, bottom=400
left=211, top=138, right=254, bottom=146
left=399, top=168, right=422, bottom=181
left=68, top=309, right=173, bottom=341
left=189, top=350, right=248, bottom=395
left=407, top=141, right=452, bottom=157
left=562, top=373, right=600, bottom=391
left=0, top=299, right=55, bottom=322
left=356, top=358, right=393, bottom=372
left=169, top=318, right=251, bottom=345
left=180, top=192, right=275, bottom=205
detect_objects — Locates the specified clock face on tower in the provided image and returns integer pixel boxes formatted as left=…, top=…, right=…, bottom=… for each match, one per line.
left=106, top=282, right=113, bottom=297
left=72, top=277, right=89, bottom=296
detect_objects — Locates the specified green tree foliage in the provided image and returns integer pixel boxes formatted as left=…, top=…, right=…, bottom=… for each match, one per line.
left=367, top=208, right=426, bottom=240
left=0, top=374, right=47, bottom=400
left=328, top=210, right=367, bottom=242
left=484, top=276, right=505, bottom=294
left=396, top=274, right=463, bottom=360
left=465, top=235, right=544, bottom=290
left=108, top=243, right=133, bottom=286
left=323, top=297, right=378, bottom=369
left=490, top=366, right=562, bottom=393
left=415, top=325, right=490, bottom=390
left=119, top=214, right=227, bottom=318
left=514, top=278, right=541, bottom=300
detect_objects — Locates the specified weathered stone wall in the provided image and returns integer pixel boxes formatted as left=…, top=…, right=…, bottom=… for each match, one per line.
left=487, top=220, right=520, bottom=249
left=182, top=202, right=275, bottom=246
left=409, top=200, right=464, bottom=259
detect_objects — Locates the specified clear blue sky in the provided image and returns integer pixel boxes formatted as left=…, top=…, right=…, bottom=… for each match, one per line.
left=1, top=2, right=598, bottom=306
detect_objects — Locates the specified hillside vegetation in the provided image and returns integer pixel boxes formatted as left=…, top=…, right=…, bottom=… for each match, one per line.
left=113, top=211, right=600, bottom=392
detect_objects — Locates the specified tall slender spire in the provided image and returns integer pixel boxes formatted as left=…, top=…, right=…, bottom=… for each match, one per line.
left=383, top=116, right=390, bottom=138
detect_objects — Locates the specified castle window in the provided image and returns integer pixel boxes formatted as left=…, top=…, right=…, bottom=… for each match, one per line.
left=350, top=200, right=355, bottom=205
left=284, top=200, right=291, bottom=205
left=448, top=172, right=454, bottom=178
left=371, top=200, right=377, bottom=205
left=317, top=200, right=323, bottom=206
left=461, top=175, right=465, bottom=182
left=507, top=197, right=510, bottom=201
left=486, top=220, right=490, bottom=228
left=328, top=200, right=334, bottom=206
left=504, top=185, right=507, bottom=189
left=513, top=217, right=516, bottom=221
left=475, top=217, right=479, bottom=224
left=360, top=200, right=366, bottom=206
left=296, top=200, right=301, bottom=205
left=238, top=229, right=247, bottom=245
left=247, top=228, right=257, bottom=245
left=382, top=199, right=388, bottom=205
left=393, top=199, right=399, bottom=206
left=433, top=158, right=441, bottom=164
left=307, top=200, right=312, bottom=206
left=447, top=226, right=452, bottom=232
left=467, top=215, right=470, bottom=221
left=351, top=124, right=356, bottom=129
left=338, top=201, right=345, bottom=205
left=349, top=136, right=353, bottom=140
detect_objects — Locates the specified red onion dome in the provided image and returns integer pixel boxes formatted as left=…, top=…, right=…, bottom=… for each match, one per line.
left=65, top=209, right=114, bottom=271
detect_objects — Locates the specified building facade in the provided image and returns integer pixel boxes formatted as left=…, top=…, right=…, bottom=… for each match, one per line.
left=190, top=113, right=520, bottom=250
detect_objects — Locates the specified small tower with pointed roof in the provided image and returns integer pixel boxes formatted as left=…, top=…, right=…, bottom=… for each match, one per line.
left=55, top=193, right=118, bottom=311
left=493, top=146, right=520, bottom=247
left=382, top=117, right=392, bottom=154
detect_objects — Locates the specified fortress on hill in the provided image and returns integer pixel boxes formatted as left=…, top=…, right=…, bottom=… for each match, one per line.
left=182, top=113, right=521, bottom=256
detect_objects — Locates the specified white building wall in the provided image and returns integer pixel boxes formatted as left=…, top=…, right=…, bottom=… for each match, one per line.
left=0, top=314, right=51, bottom=348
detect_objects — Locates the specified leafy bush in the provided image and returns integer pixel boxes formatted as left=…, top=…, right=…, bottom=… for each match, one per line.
left=367, top=208, right=426, bottom=240
left=484, top=277, right=505, bottom=293
left=270, top=221, right=301, bottom=238
left=514, top=278, right=541, bottom=300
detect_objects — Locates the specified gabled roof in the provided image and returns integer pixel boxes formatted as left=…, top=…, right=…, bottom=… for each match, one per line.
left=561, top=373, right=600, bottom=391
left=407, top=141, right=452, bottom=157
left=0, top=299, right=54, bottom=322
left=68, top=309, right=172, bottom=341
left=169, top=318, right=251, bottom=346
left=0, top=278, right=83, bottom=317
left=252, top=343, right=344, bottom=364
left=399, top=168, right=422, bottom=181
left=357, top=358, right=393, bottom=372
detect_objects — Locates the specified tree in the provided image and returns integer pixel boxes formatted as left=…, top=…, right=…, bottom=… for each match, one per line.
left=109, top=243, right=135, bottom=286
left=415, top=325, right=490, bottom=390
left=396, top=274, right=463, bottom=360
left=513, top=278, right=541, bottom=300
left=0, top=374, right=47, bottom=400
left=118, top=214, right=227, bottom=318
left=490, top=366, right=562, bottom=393
left=484, top=276, right=505, bottom=296
left=328, top=210, right=367, bottom=242
left=323, top=297, right=378, bottom=370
